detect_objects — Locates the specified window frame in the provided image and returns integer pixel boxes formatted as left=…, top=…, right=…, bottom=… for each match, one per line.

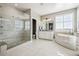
left=25, top=20, right=30, bottom=30
left=15, top=20, right=24, bottom=31
left=55, top=12, right=74, bottom=33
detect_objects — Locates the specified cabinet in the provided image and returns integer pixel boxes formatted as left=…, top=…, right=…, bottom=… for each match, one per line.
left=39, top=31, right=54, bottom=40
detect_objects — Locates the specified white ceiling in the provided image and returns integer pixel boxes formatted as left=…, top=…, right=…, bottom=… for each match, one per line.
left=0, top=3, right=79, bottom=15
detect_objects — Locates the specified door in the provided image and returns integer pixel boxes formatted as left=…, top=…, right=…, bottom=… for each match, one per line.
left=32, top=19, right=36, bottom=39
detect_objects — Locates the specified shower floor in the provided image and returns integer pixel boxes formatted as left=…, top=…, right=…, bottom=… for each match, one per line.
left=7, top=39, right=29, bottom=49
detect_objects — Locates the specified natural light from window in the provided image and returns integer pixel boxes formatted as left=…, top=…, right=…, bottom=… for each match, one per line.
left=55, top=13, right=73, bottom=33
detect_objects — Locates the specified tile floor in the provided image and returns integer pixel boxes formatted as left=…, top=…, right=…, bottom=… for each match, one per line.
left=7, top=39, right=79, bottom=56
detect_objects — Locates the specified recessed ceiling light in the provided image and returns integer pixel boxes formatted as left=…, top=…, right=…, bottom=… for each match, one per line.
left=14, top=4, right=18, bottom=7
left=40, top=3, right=44, bottom=6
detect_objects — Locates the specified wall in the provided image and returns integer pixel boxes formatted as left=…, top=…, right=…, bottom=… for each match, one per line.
left=0, top=6, right=29, bottom=19
left=41, top=8, right=77, bottom=34
left=76, top=7, right=79, bottom=46
left=0, top=6, right=31, bottom=49
left=40, top=8, right=77, bottom=50
left=0, top=6, right=41, bottom=47
left=31, top=10, right=40, bottom=40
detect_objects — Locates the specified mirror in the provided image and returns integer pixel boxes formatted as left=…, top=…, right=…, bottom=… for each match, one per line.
left=49, top=23, right=53, bottom=30
left=39, top=18, right=53, bottom=31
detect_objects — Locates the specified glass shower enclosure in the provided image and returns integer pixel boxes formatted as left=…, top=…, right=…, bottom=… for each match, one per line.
left=0, top=17, right=31, bottom=49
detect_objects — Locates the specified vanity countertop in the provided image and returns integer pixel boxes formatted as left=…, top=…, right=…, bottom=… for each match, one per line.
left=39, top=30, right=53, bottom=32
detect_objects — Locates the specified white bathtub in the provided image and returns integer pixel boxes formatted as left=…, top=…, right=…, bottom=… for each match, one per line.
left=55, top=33, right=77, bottom=50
